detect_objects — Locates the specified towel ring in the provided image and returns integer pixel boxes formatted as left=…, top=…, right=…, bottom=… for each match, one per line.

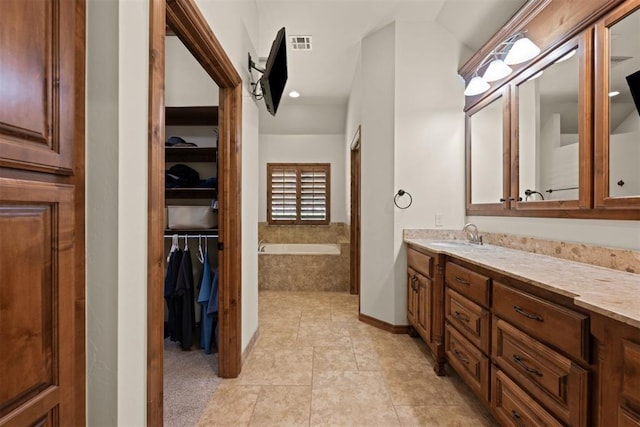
left=394, top=189, right=412, bottom=209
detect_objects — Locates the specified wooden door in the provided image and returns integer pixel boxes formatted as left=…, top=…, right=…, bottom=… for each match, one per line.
left=0, top=0, right=84, bottom=425
left=349, top=127, right=361, bottom=295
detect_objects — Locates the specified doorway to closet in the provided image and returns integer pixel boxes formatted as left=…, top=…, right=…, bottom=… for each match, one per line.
left=148, top=0, right=243, bottom=425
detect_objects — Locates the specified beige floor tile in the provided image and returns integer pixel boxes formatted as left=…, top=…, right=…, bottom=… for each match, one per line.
left=313, top=347, right=358, bottom=371
left=382, top=367, right=442, bottom=406
left=197, top=383, right=261, bottom=426
left=310, top=371, right=400, bottom=426
left=240, top=347, right=314, bottom=386
left=249, top=386, right=311, bottom=426
left=394, top=404, right=497, bottom=427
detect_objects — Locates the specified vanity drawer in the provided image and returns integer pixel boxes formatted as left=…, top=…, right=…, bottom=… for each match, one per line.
left=445, top=262, right=490, bottom=306
left=493, top=318, right=589, bottom=426
left=445, top=323, right=490, bottom=403
left=493, top=282, right=589, bottom=362
left=407, top=247, right=433, bottom=278
left=445, top=288, right=490, bottom=354
left=492, top=369, right=563, bottom=427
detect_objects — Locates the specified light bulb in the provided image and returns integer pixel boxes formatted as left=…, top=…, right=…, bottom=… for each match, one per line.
left=289, top=90, right=300, bottom=98
left=483, top=59, right=512, bottom=82
left=464, top=76, right=490, bottom=96
left=504, top=37, right=540, bottom=65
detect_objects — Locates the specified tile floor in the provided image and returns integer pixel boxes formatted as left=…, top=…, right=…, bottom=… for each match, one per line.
left=197, top=291, right=497, bottom=426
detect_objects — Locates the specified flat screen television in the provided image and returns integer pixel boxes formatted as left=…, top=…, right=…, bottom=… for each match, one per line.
left=626, top=69, right=640, bottom=116
left=261, top=27, right=288, bottom=116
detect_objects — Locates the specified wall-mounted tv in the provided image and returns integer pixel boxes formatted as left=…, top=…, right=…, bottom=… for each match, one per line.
left=249, top=27, right=288, bottom=116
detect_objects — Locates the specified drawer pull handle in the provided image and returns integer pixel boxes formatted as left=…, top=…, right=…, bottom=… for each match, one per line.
left=453, top=349, right=469, bottom=365
left=513, top=354, right=543, bottom=377
left=411, top=276, right=418, bottom=291
left=454, top=311, right=470, bottom=322
left=455, top=277, right=470, bottom=286
left=511, top=410, right=525, bottom=427
left=513, top=305, right=544, bottom=322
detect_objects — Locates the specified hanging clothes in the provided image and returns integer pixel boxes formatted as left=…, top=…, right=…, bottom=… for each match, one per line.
left=164, top=247, right=183, bottom=341
left=197, top=250, right=215, bottom=354
left=174, top=246, right=196, bottom=350
left=207, top=267, right=219, bottom=350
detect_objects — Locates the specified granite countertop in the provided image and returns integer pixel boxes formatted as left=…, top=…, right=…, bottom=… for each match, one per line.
left=405, top=238, right=640, bottom=329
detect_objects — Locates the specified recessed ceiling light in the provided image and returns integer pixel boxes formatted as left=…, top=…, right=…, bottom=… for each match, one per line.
left=289, top=91, right=300, bottom=98
left=609, top=91, right=620, bottom=97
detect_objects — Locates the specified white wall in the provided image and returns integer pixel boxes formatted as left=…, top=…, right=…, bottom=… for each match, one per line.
left=259, top=102, right=347, bottom=135
left=359, top=23, right=397, bottom=324
left=259, top=134, right=347, bottom=223
left=86, top=0, right=149, bottom=424
left=195, top=0, right=261, bottom=354
left=165, top=36, right=219, bottom=106
left=393, top=21, right=467, bottom=324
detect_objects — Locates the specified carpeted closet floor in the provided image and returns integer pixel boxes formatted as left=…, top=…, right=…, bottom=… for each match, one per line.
left=164, top=338, right=221, bottom=427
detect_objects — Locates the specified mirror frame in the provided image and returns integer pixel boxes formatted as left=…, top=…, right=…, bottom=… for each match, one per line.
left=595, top=0, right=640, bottom=211
left=466, top=87, right=511, bottom=214
left=510, top=30, right=593, bottom=213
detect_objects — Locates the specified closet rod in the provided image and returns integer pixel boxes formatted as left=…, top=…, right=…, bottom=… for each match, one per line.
left=163, top=234, right=219, bottom=239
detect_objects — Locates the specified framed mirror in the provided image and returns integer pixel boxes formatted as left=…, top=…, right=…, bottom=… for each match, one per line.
left=466, top=88, right=510, bottom=213
left=595, top=2, right=640, bottom=211
left=511, top=31, right=592, bottom=211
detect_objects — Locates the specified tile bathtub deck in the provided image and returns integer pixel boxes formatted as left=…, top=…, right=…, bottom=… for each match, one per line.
left=197, top=291, right=497, bottom=426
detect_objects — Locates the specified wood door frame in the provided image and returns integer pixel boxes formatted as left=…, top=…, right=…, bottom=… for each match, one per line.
left=350, top=126, right=361, bottom=297
left=148, top=0, right=243, bottom=424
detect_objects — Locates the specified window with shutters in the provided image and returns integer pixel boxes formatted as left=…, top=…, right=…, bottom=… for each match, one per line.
left=267, top=163, right=331, bottom=225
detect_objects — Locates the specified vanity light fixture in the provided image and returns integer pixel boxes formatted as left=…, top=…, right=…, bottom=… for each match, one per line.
left=608, top=90, right=620, bottom=97
left=464, top=74, right=491, bottom=96
left=464, top=33, right=540, bottom=97
left=483, top=58, right=512, bottom=82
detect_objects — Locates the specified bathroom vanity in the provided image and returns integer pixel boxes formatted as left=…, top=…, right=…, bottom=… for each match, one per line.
left=405, top=238, right=640, bottom=426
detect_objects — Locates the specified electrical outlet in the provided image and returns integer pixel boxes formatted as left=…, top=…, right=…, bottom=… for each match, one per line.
left=435, top=213, right=443, bottom=227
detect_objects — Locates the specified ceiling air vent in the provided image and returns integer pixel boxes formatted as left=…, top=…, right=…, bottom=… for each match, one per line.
left=290, top=35, right=312, bottom=51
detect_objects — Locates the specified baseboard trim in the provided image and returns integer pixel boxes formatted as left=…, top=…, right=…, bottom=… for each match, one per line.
left=358, top=313, right=408, bottom=334
left=241, top=327, right=260, bottom=366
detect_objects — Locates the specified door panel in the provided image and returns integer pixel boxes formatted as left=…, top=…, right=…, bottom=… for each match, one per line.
left=0, top=0, right=75, bottom=174
left=0, top=164, right=75, bottom=424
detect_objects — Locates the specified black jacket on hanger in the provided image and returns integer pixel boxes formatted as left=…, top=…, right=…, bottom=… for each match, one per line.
left=164, top=249, right=183, bottom=341
left=174, top=247, right=195, bottom=350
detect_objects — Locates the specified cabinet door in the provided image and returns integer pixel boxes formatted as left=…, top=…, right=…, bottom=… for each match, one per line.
left=407, top=268, right=418, bottom=326
left=416, top=273, right=432, bottom=342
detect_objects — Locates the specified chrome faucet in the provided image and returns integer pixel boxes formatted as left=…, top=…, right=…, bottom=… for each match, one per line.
left=462, top=223, right=483, bottom=245
left=258, top=239, right=266, bottom=252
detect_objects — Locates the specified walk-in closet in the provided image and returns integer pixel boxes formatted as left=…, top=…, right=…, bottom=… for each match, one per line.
left=163, top=33, right=222, bottom=426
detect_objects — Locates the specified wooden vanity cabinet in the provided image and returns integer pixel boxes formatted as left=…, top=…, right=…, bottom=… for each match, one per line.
left=406, top=245, right=446, bottom=375
left=591, top=313, right=640, bottom=426
left=442, top=258, right=591, bottom=425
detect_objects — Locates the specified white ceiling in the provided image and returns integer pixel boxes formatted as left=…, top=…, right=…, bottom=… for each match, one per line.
left=255, top=0, right=529, bottom=105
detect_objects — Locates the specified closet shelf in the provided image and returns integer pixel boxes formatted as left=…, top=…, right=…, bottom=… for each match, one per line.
left=165, top=188, right=216, bottom=199
left=164, top=228, right=218, bottom=236
left=165, top=147, right=217, bottom=163
left=165, top=106, right=219, bottom=126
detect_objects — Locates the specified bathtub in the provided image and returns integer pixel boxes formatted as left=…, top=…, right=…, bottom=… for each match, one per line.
left=258, top=242, right=348, bottom=291
left=258, top=243, right=340, bottom=255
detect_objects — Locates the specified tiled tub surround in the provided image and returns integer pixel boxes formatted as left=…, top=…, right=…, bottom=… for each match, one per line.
left=258, top=223, right=350, bottom=292
left=404, top=236, right=640, bottom=328
left=404, top=228, right=639, bottom=273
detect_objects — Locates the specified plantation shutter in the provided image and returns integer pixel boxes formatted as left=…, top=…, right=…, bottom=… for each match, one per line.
left=267, top=163, right=330, bottom=225
left=300, top=167, right=327, bottom=222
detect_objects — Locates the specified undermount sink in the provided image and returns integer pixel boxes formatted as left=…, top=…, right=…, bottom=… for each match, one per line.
left=428, top=240, right=480, bottom=248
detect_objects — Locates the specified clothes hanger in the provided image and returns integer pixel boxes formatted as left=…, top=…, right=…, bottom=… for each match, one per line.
left=167, top=234, right=179, bottom=262
left=183, top=234, right=189, bottom=251
left=197, top=235, right=205, bottom=264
